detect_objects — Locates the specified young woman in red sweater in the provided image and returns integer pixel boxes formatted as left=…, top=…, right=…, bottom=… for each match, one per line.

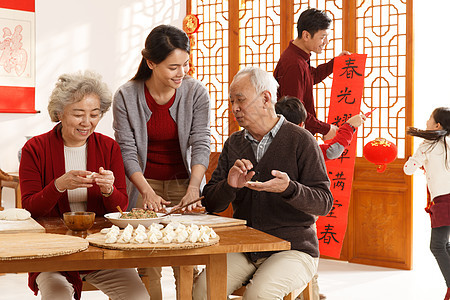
left=113, top=25, right=211, bottom=300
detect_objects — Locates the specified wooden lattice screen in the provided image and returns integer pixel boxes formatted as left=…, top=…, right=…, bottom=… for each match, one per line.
left=189, top=0, right=410, bottom=158
left=190, top=0, right=230, bottom=152
left=355, top=1, right=408, bottom=158
left=189, top=0, right=414, bottom=269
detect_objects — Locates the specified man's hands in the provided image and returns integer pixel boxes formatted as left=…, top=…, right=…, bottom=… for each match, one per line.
left=245, top=170, right=290, bottom=193
left=337, top=50, right=351, bottom=56
left=228, top=159, right=255, bottom=188
left=323, top=124, right=338, bottom=140
left=228, top=159, right=290, bottom=193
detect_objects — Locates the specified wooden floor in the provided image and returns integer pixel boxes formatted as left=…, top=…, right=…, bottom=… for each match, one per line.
left=0, top=255, right=446, bottom=300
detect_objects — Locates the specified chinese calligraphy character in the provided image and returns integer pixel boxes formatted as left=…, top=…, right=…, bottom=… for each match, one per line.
left=326, top=199, right=343, bottom=218
left=331, top=114, right=353, bottom=127
left=337, top=87, right=355, bottom=104
left=337, top=149, right=351, bottom=164
left=340, top=57, right=362, bottom=78
left=331, top=116, right=341, bottom=127
left=318, top=224, right=339, bottom=244
left=328, top=171, right=346, bottom=191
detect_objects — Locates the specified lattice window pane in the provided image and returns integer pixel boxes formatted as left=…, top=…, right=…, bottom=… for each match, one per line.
left=357, top=0, right=407, bottom=158
left=238, top=0, right=281, bottom=73
left=191, top=0, right=229, bottom=152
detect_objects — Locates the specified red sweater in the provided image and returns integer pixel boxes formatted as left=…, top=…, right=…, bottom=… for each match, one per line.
left=274, top=41, right=334, bottom=135
left=320, top=123, right=355, bottom=161
left=19, top=124, right=128, bottom=299
left=144, top=87, right=188, bottom=180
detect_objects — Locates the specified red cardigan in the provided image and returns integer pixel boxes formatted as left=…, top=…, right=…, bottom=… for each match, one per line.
left=19, top=124, right=129, bottom=299
left=20, top=123, right=128, bottom=217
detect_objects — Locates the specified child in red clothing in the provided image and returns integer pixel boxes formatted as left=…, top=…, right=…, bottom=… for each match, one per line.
left=275, top=96, right=366, bottom=161
left=276, top=96, right=366, bottom=300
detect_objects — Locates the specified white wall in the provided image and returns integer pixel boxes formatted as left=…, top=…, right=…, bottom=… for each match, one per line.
left=0, top=0, right=185, bottom=172
left=411, top=0, right=450, bottom=271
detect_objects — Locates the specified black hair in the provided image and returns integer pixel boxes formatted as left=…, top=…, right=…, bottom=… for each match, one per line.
left=407, top=107, right=450, bottom=168
left=131, top=25, right=190, bottom=81
left=275, top=96, right=307, bottom=125
left=296, top=8, right=332, bottom=38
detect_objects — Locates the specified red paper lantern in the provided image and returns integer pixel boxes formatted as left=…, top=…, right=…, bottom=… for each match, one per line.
left=363, top=138, right=398, bottom=173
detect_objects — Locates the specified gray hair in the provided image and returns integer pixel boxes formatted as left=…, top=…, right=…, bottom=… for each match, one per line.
left=48, top=70, right=112, bottom=122
left=232, top=66, right=279, bottom=104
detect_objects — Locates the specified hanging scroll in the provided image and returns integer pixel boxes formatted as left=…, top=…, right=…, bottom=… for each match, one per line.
left=0, top=0, right=36, bottom=113
left=317, top=53, right=367, bottom=258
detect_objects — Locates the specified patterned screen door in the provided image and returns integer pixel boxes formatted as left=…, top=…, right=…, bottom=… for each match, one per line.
left=189, top=0, right=413, bottom=269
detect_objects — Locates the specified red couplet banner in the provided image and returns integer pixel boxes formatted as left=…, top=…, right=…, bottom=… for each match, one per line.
left=316, top=53, right=367, bottom=258
left=0, top=0, right=36, bottom=113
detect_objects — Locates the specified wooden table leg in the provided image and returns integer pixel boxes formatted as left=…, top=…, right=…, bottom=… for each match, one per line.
left=0, top=176, right=21, bottom=209
left=15, top=184, right=21, bottom=208
left=178, top=265, right=194, bottom=299
left=0, top=185, right=3, bottom=211
left=206, top=253, right=227, bottom=300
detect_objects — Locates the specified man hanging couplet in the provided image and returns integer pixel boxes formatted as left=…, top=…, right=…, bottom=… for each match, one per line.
left=316, top=53, right=367, bottom=258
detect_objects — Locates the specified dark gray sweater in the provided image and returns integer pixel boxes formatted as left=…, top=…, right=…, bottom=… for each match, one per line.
left=203, top=120, right=333, bottom=259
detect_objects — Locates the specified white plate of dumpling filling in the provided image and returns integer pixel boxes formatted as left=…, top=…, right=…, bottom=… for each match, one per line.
left=87, top=222, right=219, bottom=250
left=104, top=210, right=168, bottom=228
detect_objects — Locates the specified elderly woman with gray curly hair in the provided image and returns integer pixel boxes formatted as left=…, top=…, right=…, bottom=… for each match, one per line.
left=19, top=70, right=149, bottom=300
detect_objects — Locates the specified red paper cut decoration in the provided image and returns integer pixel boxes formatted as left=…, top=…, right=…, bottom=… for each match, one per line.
left=0, top=0, right=36, bottom=113
left=363, top=138, right=398, bottom=173
left=183, top=14, right=200, bottom=34
left=183, top=14, right=200, bottom=76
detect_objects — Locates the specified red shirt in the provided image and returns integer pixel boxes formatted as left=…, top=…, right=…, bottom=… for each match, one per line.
left=144, top=87, right=189, bottom=180
left=274, top=41, right=334, bottom=135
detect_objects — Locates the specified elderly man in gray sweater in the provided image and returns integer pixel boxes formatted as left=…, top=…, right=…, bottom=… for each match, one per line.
left=193, top=66, right=333, bottom=299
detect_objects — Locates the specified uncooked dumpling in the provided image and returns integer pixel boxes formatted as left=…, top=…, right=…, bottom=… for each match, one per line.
left=0, top=208, right=31, bottom=220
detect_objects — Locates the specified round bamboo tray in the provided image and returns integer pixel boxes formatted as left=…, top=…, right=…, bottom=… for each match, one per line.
left=0, top=233, right=89, bottom=260
left=87, top=232, right=219, bottom=250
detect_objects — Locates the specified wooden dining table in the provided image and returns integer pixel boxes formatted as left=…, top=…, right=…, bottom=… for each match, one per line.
left=0, top=217, right=290, bottom=299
